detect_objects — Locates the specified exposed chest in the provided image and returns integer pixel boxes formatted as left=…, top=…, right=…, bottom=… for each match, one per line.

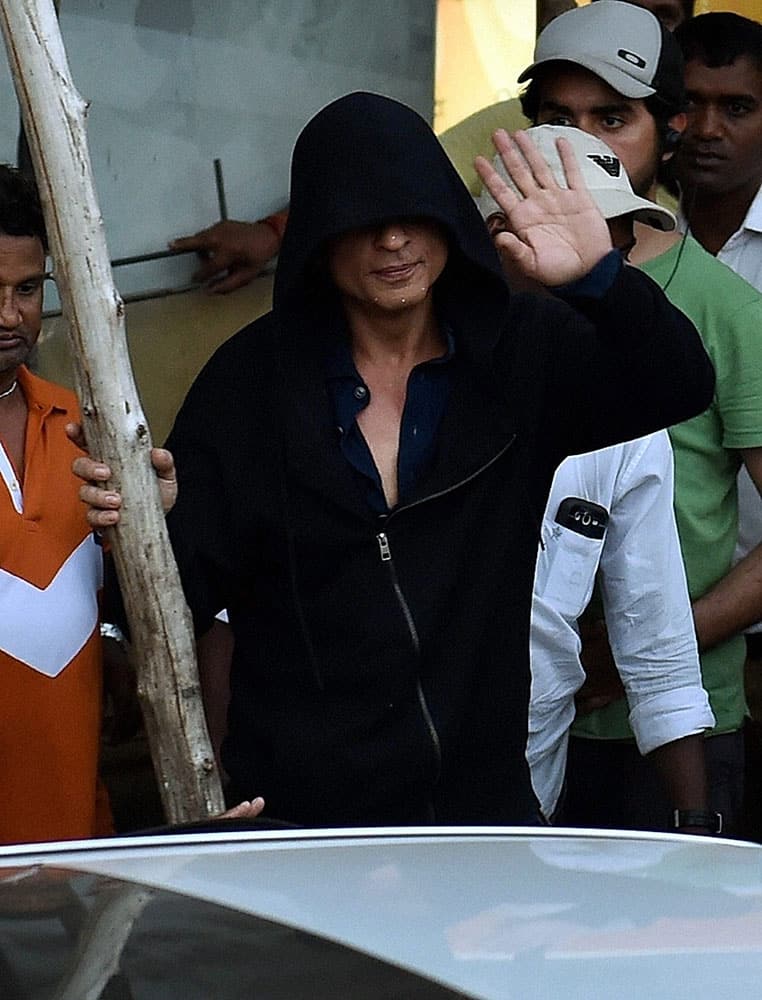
left=355, top=373, right=407, bottom=508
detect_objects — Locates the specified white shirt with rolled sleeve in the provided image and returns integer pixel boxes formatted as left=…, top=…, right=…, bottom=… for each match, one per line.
left=528, top=431, right=715, bottom=820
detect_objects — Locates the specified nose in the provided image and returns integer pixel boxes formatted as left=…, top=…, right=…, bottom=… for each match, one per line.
left=0, top=289, right=21, bottom=330
left=375, top=223, right=410, bottom=251
left=688, top=104, right=723, bottom=141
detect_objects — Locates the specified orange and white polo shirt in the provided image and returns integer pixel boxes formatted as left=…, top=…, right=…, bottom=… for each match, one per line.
left=0, top=365, right=108, bottom=844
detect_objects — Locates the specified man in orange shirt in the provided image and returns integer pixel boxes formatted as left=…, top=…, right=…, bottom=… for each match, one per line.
left=0, top=165, right=262, bottom=843
left=0, top=163, right=111, bottom=844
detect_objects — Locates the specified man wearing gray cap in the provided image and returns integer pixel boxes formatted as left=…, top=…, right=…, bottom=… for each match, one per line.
left=513, top=0, right=762, bottom=837
left=478, top=125, right=714, bottom=827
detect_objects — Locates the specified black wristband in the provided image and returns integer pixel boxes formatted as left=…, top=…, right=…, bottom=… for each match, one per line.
left=670, top=809, right=723, bottom=834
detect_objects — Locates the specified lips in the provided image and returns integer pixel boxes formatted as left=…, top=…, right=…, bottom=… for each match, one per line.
left=373, top=261, right=420, bottom=281
left=682, top=146, right=727, bottom=167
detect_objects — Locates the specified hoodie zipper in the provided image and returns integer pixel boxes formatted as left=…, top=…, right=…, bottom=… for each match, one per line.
left=391, top=433, right=516, bottom=517
left=373, top=432, right=518, bottom=794
left=376, top=529, right=442, bottom=783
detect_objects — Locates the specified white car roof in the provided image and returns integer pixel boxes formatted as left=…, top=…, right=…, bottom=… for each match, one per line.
left=1, top=827, right=761, bottom=998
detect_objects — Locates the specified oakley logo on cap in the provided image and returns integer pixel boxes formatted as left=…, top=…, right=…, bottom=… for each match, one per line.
left=617, top=49, right=647, bottom=69
left=587, top=154, right=621, bottom=178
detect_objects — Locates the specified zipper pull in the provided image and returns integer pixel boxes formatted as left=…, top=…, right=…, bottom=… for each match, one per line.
left=377, top=532, right=392, bottom=562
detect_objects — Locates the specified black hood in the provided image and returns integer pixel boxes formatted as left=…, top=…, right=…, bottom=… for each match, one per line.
left=273, top=91, right=510, bottom=345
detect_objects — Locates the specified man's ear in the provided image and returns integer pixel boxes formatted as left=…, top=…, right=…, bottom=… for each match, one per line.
left=662, top=112, right=687, bottom=162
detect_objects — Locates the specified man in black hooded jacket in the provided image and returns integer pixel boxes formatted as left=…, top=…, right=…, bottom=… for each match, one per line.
left=78, top=92, right=714, bottom=827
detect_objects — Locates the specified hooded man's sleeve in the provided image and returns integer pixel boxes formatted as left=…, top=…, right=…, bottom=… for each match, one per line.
left=528, top=262, right=715, bottom=462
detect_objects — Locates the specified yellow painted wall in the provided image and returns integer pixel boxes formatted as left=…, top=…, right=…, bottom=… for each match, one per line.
left=435, top=0, right=536, bottom=132
left=37, top=278, right=274, bottom=445
left=699, top=1, right=762, bottom=17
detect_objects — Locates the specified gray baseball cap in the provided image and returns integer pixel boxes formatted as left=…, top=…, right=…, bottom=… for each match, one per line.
left=476, top=124, right=676, bottom=232
left=518, top=0, right=685, bottom=109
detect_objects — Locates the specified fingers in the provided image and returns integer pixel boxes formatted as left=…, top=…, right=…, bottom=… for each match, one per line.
left=203, top=265, right=261, bottom=295
left=73, top=450, right=178, bottom=527
left=73, top=454, right=111, bottom=484
left=475, top=153, right=520, bottom=217
left=486, top=130, right=572, bottom=200
left=72, top=455, right=121, bottom=528
left=151, top=448, right=179, bottom=514
left=171, top=220, right=279, bottom=293
left=170, top=226, right=229, bottom=287
left=554, top=136, right=586, bottom=191
left=476, top=128, right=563, bottom=218
left=169, top=220, right=236, bottom=252
left=191, top=256, right=234, bottom=287
left=77, top=480, right=122, bottom=530
left=71, top=452, right=118, bottom=531
left=221, top=797, right=265, bottom=820
left=508, top=129, right=559, bottom=192
left=169, top=220, right=233, bottom=256
left=168, top=233, right=205, bottom=254
left=489, top=130, right=537, bottom=201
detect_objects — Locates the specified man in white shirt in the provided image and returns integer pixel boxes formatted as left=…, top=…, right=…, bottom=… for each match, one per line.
left=673, top=13, right=762, bottom=587
left=672, top=11, right=762, bottom=839
left=673, top=12, right=762, bottom=277
left=478, top=125, right=715, bottom=826
left=529, top=433, right=714, bottom=823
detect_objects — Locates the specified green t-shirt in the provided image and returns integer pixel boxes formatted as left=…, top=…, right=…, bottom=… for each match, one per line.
left=438, top=99, right=529, bottom=195
left=574, top=236, right=762, bottom=739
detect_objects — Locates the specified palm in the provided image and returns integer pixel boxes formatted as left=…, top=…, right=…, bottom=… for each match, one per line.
left=476, top=130, right=612, bottom=286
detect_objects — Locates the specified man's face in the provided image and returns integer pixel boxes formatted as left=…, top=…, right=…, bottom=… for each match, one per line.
left=328, top=219, right=448, bottom=314
left=624, top=1, right=688, bottom=33
left=533, top=66, right=664, bottom=196
left=675, top=56, right=762, bottom=200
left=0, top=233, right=45, bottom=378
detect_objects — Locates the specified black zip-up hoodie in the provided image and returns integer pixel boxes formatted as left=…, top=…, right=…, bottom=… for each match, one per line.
left=166, top=92, right=714, bottom=826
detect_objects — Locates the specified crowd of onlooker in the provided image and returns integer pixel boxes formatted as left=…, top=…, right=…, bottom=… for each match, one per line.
left=4, top=0, right=762, bottom=847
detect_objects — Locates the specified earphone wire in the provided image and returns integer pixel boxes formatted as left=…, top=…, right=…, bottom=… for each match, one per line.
left=661, top=181, right=698, bottom=294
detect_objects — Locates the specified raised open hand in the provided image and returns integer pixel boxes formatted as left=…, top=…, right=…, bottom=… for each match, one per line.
left=475, top=129, right=612, bottom=286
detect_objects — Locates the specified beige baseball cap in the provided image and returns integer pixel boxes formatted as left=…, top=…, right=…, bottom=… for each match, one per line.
left=476, top=124, right=676, bottom=232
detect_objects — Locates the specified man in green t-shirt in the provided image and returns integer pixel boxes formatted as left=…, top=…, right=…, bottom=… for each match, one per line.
left=510, top=0, right=762, bottom=837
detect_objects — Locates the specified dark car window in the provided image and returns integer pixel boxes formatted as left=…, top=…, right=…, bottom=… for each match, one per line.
left=0, top=867, right=473, bottom=999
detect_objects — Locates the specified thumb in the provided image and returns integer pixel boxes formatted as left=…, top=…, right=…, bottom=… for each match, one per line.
left=151, top=447, right=176, bottom=480
left=65, top=421, right=88, bottom=452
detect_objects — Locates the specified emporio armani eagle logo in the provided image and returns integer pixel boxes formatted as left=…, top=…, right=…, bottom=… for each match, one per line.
left=587, top=154, right=621, bottom=178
